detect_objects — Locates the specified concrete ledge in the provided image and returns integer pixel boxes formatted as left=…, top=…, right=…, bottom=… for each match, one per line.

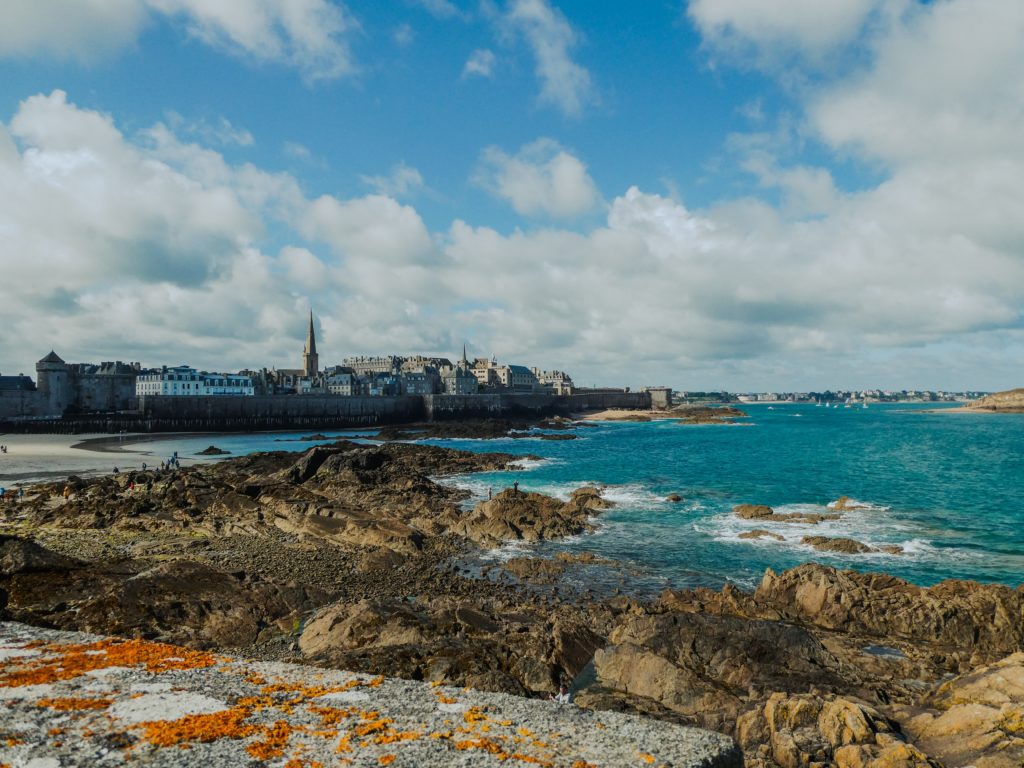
left=0, top=621, right=740, bottom=768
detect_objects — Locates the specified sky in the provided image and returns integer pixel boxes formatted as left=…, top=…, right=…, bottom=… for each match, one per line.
left=1, top=0, right=1022, bottom=392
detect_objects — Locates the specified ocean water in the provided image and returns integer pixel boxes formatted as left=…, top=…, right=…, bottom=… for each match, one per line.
left=425, top=404, right=1024, bottom=591
left=2, top=404, right=1021, bottom=591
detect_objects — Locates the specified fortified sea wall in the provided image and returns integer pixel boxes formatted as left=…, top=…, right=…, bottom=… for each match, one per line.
left=0, top=391, right=650, bottom=434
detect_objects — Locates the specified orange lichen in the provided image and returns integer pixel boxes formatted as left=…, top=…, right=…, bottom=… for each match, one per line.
left=4, top=738, right=24, bottom=747
left=638, top=753, right=656, bottom=764
left=371, top=729, right=422, bottom=745
left=463, top=707, right=488, bottom=724
left=36, top=697, right=112, bottom=711
left=138, top=709, right=254, bottom=748
left=455, top=737, right=506, bottom=755
left=48, top=728, right=64, bottom=736
left=246, top=720, right=291, bottom=760
left=379, top=756, right=396, bottom=766
left=353, top=717, right=394, bottom=738
left=510, top=754, right=553, bottom=766
left=308, top=705, right=356, bottom=726
left=336, top=734, right=353, bottom=754
left=0, top=638, right=217, bottom=688
left=435, top=694, right=458, bottom=704
left=572, top=761, right=598, bottom=768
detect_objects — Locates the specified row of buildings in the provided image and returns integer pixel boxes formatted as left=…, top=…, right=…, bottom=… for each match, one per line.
left=0, top=312, right=577, bottom=418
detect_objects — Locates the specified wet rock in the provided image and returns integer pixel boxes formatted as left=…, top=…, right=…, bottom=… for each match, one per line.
left=451, top=487, right=610, bottom=547
left=734, top=504, right=776, bottom=519
left=195, top=445, right=230, bottom=455
left=739, top=529, right=785, bottom=542
left=831, top=496, right=869, bottom=511
left=802, top=536, right=874, bottom=554
left=666, top=493, right=683, bottom=502
left=755, top=564, right=1024, bottom=663
left=734, top=503, right=842, bottom=525
left=1, top=535, right=80, bottom=575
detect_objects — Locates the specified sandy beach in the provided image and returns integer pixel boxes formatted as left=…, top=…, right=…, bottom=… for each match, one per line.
left=575, top=408, right=680, bottom=422
left=0, top=433, right=164, bottom=483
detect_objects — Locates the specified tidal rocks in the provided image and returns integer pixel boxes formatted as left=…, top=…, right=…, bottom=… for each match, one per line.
left=755, top=565, right=1024, bottom=664
left=802, top=536, right=874, bottom=554
left=450, top=487, right=612, bottom=547
left=831, top=496, right=870, bottom=511
left=299, top=595, right=606, bottom=697
left=595, top=611, right=845, bottom=733
left=1, top=536, right=317, bottom=650
left=740, top=530, right=785, bottom=542
left=196, top=445, right=230, bottom=455
left=967, top=388, right=1024, bottom=413
left=733, top=504, right=841, bottom=524
left=734, top=504, right=776, bottom=519
left=672, top=405, right=748, bottom=424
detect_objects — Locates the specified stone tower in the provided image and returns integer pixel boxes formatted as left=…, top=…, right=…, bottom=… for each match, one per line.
left=303, top=311, right=319, bottom=377
left=36, top=350, right=70, bottom=416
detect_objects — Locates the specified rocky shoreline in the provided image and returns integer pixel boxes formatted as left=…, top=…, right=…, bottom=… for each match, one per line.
left=2, top=438, right=1022, bottom=767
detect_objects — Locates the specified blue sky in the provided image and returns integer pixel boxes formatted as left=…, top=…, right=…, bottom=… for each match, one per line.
left=1, top=0, right=1022, bottom=391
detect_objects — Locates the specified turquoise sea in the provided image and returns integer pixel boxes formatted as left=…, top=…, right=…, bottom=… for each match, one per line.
left=3, top=403, right=1022, bottom=591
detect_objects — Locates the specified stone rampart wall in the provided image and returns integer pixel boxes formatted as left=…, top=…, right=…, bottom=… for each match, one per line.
left=0, top=391, right=650, bottom=434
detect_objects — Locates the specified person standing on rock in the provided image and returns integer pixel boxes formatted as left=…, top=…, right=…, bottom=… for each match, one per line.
left=513, top=480, right=519, bottom=495
left=550, top=685, right=572, bottom=704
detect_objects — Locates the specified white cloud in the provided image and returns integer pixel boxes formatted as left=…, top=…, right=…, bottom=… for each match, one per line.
left=301, top=194, right=435, bottom=266
left=0, top=0, right=148, bottom=61
left=411, top=0, right=463, bottom=20
left=463, top=48, right=496, bottom=78
left=811, top=0, right=1024, bottom=166
left=5, top=18, right=1024, bottom=395
left=0, top=0, right=360, bottom=82
left=283, top=141, right=312, bottom=160
left=475, top=138, right=600, bottom=218
left=148, top=0, right=359, bottom=82
left=360, top=162, right=424, bottom=198
left=393, top=23, right=414, bottom=47
left=163, top=112, right=254, bottom=147
left=688, top=0, right=891, bottom=64
left=502, top=0, right=594, bottom=117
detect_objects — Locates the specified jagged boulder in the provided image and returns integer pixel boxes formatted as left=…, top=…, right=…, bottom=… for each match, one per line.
left=737, top=692, right=937, bottom=768
left=896, top=652, right=1024, bottom=768
left=594, top=611, right=845, bottom=734
left=802, top=536, right=874, bottom=554
left=451, top=488, right=609, bottom=546
left=755, top=565, right=1024, bottom=665
left=0, top=535, right=80, bottom=575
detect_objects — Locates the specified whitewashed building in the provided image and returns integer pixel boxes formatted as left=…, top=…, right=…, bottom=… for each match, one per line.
left=136, top=366, right=254, bottom=396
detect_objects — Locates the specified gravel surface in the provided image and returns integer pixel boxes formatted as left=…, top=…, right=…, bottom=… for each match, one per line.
left=0, top=621, right=742, bottom=768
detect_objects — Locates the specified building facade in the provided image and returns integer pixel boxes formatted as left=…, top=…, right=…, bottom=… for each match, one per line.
left=136, top=366, right=254, bottom=396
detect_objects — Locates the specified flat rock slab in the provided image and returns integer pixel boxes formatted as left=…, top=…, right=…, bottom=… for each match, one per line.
left=0, top=621, right=741, bottom=768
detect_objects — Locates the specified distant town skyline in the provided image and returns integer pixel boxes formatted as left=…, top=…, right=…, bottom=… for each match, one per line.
left=1, top=1, right=1022, bottom=392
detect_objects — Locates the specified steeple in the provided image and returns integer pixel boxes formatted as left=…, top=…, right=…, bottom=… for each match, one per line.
left=305, top=311, right=317, bottom=356
left=461, top=344, right=469, bottom=368
left=302, top=310, right=319, bottom=377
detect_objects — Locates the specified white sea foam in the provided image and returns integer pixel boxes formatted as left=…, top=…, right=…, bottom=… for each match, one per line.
left=704, top=501, right=985, bottom=567
left=509, top=457, right=550, bottom=471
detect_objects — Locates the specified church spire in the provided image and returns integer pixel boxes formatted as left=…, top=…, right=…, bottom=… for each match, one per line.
left=461, top=343, right=468, bottom=367
left=303, top=310, right=319, bottom=377
left=305, top=310, right=317, bottom=356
